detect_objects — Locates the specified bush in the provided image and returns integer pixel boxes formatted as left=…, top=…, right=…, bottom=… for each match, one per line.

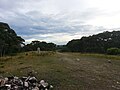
left=107, top=48, right=120, bottom=55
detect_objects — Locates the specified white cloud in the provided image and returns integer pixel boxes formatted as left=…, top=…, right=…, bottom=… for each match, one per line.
left=0, top=0, right=120, bottom=44
left=23, top=33, right=82, bottom=45
left=22, top=25, right=106, bottom=44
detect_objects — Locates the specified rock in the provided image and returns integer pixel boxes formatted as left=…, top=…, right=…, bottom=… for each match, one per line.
left=32, top=86, right=39, bottom=90
left=76, top=58, right=80, bottom=61
left=117, top=81, right=120, bottom=84
left=0, top=73, right=53, bottom=90
left=108, top=60, right=111, bottom=63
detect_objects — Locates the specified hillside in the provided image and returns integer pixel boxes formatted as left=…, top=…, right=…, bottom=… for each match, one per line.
left=67, top=31, right=120, bottom=53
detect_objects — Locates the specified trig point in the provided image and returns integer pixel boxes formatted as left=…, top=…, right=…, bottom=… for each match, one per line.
left=37, top=47, right=40, bottom=54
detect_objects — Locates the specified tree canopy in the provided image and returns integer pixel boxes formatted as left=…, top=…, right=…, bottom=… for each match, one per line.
left=0, top=22, right=25, bottom=56
left=66, top=31, right=120, bottom=53
left=23, top=40, right=56, bottom=52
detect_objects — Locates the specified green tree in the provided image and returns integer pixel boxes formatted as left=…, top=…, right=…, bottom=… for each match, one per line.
left=23, top=41, right=56, bottom=51
left=66, top=31, right=120, bottom=53
left=0, top=22, right=25, bottom=56
left=107, top=48, right=120, bottom=55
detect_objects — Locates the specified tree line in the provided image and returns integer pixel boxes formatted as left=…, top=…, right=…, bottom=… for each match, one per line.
left=66, top=31, right=120, bottom=55
left=0, top=22, right=56, bottom=56
left=23, top=41, right=56, bottom=52
left=0, top=22, right=120, bottom=56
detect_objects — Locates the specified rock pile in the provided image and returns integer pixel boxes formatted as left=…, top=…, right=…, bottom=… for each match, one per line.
left=0, top=72, right=53, bottom=90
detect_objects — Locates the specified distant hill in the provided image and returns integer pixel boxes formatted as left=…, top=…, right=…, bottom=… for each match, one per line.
left=66, top=31, right=120, bottom=53
left=0, top=22, right=25, bottom=56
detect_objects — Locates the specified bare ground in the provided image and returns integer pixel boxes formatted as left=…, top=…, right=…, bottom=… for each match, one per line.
left=0, top=51, right=120, bottom=90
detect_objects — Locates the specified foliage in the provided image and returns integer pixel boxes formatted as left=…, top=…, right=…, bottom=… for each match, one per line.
left=107, top=48, right=120, bottom=55
left=0, top=22, right=25, bottom=56
left=23, top=40, right=56, bottom=51
left=66, top=31, right=120, bottom=54
left=56, top=45, right=70, bottom=52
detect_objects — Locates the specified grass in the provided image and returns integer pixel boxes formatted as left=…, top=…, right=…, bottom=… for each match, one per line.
left=81, top=53, right=120, bottom=60
left=0, top=51, right=120, bottom=90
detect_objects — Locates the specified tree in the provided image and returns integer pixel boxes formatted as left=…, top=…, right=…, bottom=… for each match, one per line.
left=66, top=31, right=120, bottom=54
left=23, top=41, right=56, bottom=51
left=107, top=48, right=120, bottom=55
left=0, top=22, right=25, bottom=56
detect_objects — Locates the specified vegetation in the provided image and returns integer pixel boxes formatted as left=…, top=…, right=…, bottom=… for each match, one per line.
left=0, top=52, right=120, bottom=90
left=66, top=31, right=120, bottom=54
left=107, top=48, right=120, bottom=55
left=0, top=22, right=25, bottom=56
left=1, top=22, right=120, bottom=56
left=23, top=41, right=56, bottom=52
left=0, top=22, right=56, bottom=56
left=0, top=22, right=120, bottom=89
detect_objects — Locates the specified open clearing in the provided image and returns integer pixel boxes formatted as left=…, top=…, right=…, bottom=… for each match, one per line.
left=0, top=51, right=120, bottom=90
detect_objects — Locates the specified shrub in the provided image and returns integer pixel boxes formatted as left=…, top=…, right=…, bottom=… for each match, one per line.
left=107, top=48, right=120, bottom=55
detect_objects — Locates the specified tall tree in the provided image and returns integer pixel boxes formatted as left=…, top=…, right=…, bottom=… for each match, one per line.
left=66, top=31, right=120, bottom=53
left=0, top=22, right=25, bottom=56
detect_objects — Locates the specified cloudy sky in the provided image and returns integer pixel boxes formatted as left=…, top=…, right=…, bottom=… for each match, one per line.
left=0, top=0, right=120, bottom=44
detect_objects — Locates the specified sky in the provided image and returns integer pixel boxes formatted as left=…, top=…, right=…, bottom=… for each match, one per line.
left=0, top=0, right=120, bottom=44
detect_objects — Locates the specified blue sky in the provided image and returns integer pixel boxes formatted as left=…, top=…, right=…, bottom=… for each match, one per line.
left=0, top=0, right=120, bottom=44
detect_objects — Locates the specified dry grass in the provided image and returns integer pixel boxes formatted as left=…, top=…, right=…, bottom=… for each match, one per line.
left=0, top=51, right=120, bottom=90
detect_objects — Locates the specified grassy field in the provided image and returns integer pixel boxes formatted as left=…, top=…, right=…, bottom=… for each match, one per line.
left=0, top=51, right=120, bottom=90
